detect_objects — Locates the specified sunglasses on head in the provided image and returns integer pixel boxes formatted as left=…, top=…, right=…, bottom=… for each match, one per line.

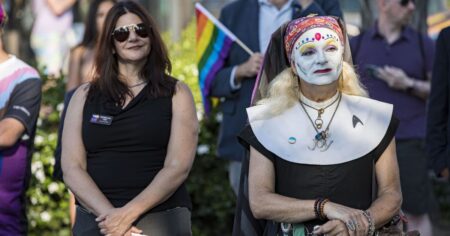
left=399, top=0, right=415, bottom=7
left=112, top=23, right=149, bottom=42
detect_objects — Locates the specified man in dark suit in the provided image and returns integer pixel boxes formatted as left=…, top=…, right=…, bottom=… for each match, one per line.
left=427, top=26, right=450, bottom=181
left=211, top=0, right=343, bottom=196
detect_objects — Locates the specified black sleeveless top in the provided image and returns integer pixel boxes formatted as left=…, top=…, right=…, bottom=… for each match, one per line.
left=82, top=85, right=191, bottom=213
left=238, top=116, right=399, bottom=235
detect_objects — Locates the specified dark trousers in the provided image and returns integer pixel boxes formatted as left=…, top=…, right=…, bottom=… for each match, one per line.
left=73, top=206, right=192, bottom=236
left=396, top=139, right=431, bottom=215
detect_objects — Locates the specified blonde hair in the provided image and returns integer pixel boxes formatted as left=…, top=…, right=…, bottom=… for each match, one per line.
left=257, top=61, right=367, bottom=117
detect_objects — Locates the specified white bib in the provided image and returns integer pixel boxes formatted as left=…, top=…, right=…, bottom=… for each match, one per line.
left=247, top=94, right=393, bottom=165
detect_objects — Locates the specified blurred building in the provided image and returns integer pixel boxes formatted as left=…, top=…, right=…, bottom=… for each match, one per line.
left=142, top=0, right=233, bottom=41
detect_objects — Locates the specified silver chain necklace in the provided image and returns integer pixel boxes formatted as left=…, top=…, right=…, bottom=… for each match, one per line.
left=299, top=92, right=342, bottom=152
left=128, top=80, right=147, bottom=88
left=300, top=94, right=340, bottom=129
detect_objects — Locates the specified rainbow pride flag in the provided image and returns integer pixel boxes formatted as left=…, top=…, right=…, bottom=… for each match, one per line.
left=195, top=3, right=236, bottom=114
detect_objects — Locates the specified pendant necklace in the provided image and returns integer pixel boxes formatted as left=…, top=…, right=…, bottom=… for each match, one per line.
left=300, top=93, right=340, bottom=130
left=299, top=92, right=341, bottom=152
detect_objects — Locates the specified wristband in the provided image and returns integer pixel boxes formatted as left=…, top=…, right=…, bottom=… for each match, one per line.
left=319, top=198, right=329, bottom=221
left=314, top=198, right=322, bottom=219
left=363, top=210, right=375, bottom=236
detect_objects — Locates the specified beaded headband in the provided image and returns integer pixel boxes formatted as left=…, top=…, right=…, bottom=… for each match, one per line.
left=284, top=16, right=343, bottom=63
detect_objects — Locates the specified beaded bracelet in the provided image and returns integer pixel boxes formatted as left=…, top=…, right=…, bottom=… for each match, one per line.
left=314, top=198, right=323, bottom=219
left=362, top=210, right=375, bottom=236
left=319, top=198, right=329, bottom=220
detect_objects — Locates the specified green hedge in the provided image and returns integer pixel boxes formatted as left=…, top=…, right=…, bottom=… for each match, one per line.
left=26, top=21, right=235, bottom=235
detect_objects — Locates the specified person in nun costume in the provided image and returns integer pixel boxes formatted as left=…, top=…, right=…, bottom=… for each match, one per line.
left=235, top=16, right=403, bottom=236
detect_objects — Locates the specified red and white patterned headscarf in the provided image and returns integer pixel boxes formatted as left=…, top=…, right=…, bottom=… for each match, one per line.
left=284, top=16, right=343, bottom=63
left=252, top=16, right=352, bottom=104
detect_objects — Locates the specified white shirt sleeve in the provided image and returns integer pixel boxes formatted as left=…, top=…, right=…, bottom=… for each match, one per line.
left=230, top=66, right=242, bottom=90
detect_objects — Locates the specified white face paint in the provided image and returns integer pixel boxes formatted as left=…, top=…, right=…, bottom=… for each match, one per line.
left=291, top=27, right=344, bottom=85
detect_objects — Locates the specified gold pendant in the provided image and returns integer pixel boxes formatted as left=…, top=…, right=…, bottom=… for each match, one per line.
left=315, top=109, right=324, bottom=129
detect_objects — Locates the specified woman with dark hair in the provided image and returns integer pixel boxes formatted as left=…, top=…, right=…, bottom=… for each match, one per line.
left=66, top=0, right=116, bottom=92
left=61, top=1, right=198, bottom=235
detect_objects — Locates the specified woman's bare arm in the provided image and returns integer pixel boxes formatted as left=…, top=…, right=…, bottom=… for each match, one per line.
left=61, top=84, right=114, bottom=216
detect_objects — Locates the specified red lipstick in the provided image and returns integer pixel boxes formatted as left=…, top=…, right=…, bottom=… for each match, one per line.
left=314, top=69, right=332, bottom=74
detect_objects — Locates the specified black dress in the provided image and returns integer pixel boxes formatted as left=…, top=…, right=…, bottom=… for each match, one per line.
left=81, top=84, right=191, bottom=213
left=238, top=115, right=398, bottom=235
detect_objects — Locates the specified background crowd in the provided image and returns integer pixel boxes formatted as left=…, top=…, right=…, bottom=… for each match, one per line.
left=0, top=0, right=449, bottom=235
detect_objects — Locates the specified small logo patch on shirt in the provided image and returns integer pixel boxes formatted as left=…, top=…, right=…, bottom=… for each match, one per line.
left=352, top=115, right=363, bottom=128
left=90, top=114, right=113, bottom=125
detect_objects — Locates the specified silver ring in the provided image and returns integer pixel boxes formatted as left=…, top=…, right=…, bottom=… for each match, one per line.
left=280, top=222, right=292, bottom=233
left=346, top=221, right=356, bottom=231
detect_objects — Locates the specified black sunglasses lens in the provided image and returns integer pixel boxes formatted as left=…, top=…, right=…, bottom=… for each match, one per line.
left=113, top=29, right=129, bottom=42
left=113, top=24, right=149, bottom=42
left=135, top=24, right=149, bottom=38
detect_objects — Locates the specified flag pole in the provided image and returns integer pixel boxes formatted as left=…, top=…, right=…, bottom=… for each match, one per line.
left=195, top=3, right=254, bottom=56
left=234, top=38, right=254, bottom=56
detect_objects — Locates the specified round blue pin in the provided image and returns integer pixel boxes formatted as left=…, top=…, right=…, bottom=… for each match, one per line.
left=288, top=137, right=296, bottom=144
